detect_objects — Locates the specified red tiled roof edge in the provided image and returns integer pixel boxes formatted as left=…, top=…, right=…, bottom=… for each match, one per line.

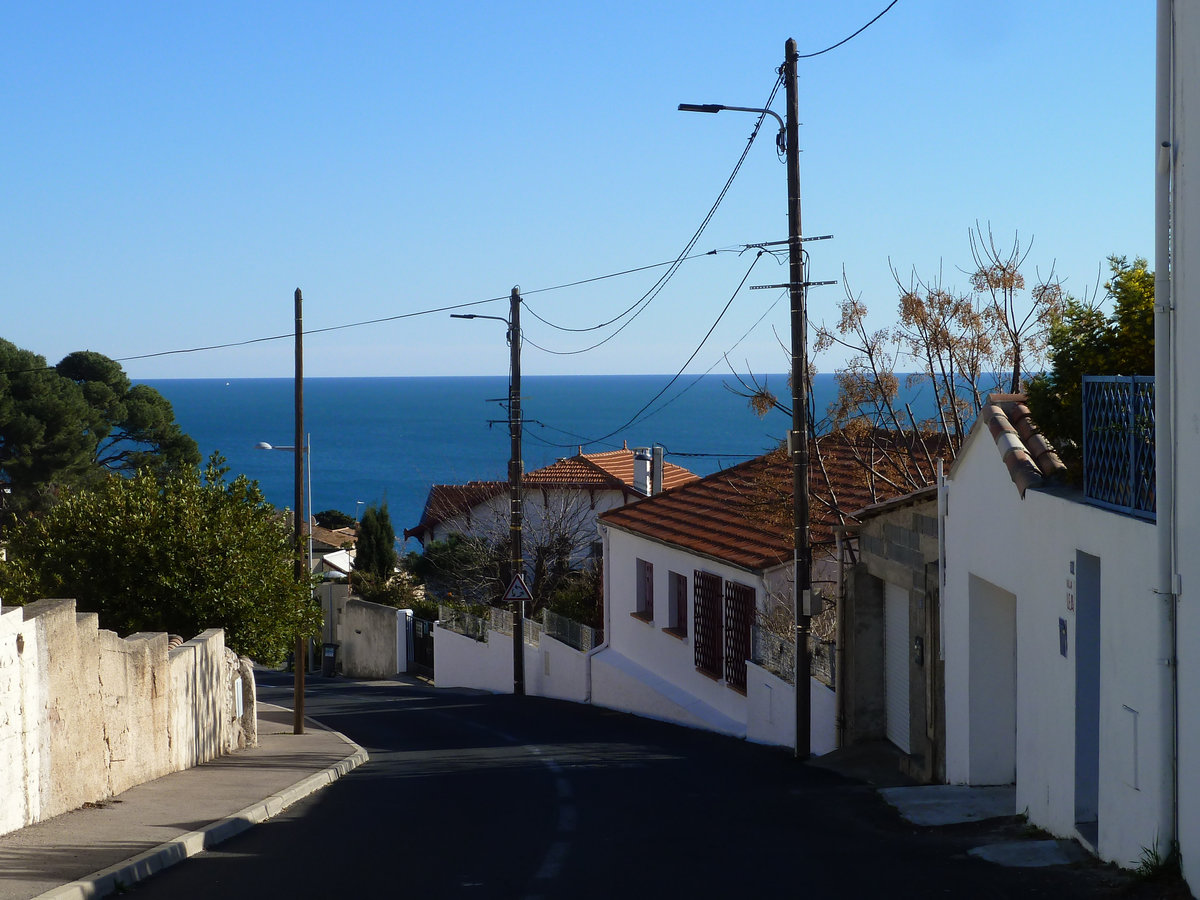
left=982, top=393, right=1068, bottom=496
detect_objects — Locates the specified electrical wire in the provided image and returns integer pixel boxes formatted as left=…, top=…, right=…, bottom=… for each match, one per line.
left=0, top=251, right=744, bottom=377
left=532, top=250, right=765, bottom=449
left=520, top=74, right=785, bottom=349
left=796, top=0, right=899, bottom=59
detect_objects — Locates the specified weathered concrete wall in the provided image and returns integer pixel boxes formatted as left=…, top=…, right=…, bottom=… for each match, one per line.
left=854, top=496, right=946, bottom=783
left=340, top=598, right=403, bottom=678
left=0, top=600, right=252, bottom=838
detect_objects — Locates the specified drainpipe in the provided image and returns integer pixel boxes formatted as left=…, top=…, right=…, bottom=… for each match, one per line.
left=834, top=527, right=848, bottom=749
left=585, top=522, right=613, bottom=703
left=937, top=459, right=947, bottom=663
left=1154, top=0, right=1179, bottom=851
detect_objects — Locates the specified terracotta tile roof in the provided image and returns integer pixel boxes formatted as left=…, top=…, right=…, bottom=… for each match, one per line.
left=576, top=448, right=698, bottom=492
left=979, top=393, right=1067, bottom=496
left=404, top=446, right=698, bottom=541
left=308, top=523, right=357, bottom=551
left=599, top=434, right=943, bottom=573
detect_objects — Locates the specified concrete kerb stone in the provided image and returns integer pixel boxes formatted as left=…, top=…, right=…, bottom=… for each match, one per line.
left=29, top=726, right=368, bottom=900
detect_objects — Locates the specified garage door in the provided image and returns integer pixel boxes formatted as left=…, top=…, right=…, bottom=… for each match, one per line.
left=885, top=581, right=911, bottom=753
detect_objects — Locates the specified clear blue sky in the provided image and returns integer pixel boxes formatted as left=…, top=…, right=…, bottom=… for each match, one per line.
left=2, top=2, right=1155, bottom=380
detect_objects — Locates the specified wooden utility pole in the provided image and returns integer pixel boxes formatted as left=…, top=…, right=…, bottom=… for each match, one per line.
left=509, top=287, right=526, bottom=696
left=784, top=37, right=812, bottom=759
left=293, top=287, right=306, bottom=735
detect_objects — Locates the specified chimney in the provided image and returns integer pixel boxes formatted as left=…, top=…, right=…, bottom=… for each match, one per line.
left=633, top=447, right=653, bottom=495
left=651, top=445, right=664, bottom=495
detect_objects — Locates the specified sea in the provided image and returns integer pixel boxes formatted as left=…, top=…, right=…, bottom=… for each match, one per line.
left=143, top=373, right=938, bottom=547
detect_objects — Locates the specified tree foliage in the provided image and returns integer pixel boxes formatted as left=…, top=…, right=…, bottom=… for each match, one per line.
left=1025, top=255, right=1154, bottom=477
left=314, top=508, right=355, bottom=530
left=355, top=501, right=397, bottom=579
left=0, top=341, right=199, bottom=519
left=0, top=454, right=319, bottom=664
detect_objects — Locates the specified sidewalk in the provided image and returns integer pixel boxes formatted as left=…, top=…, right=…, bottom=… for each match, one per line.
left=0, top=704, right=367, bottom=900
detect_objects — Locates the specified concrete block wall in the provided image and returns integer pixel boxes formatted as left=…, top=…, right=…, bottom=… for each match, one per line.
left=0, top=600, right=253, bottom=838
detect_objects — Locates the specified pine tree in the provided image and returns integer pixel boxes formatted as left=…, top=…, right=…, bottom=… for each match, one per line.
left=356, top=502, right=397, bottom=580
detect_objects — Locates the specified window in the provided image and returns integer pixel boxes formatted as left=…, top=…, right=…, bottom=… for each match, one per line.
left=693, top=570, right=723, bottom=677
left=634, top=558, right=654, bottom=621
left=666, top=571, right=687, bottom=637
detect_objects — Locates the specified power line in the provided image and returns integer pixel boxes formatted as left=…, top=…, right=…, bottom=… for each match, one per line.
left=797, top=0, right=899, bottom=59
left=0, top=251, right=740, bottom=377
left=532, top=251, right=765, bottom=449
left=521, top=74, right=785, bottom=351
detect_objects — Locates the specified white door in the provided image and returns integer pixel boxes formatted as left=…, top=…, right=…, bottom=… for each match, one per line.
left=885, top=582, right=911, bottom=753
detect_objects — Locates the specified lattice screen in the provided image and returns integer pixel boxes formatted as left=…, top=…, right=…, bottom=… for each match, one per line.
left=693, top=570, right=723, bottom=677
left=724, top=580, right=755, bottom=693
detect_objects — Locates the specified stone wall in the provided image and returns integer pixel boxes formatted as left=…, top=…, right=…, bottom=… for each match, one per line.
left=0, top=599, right=254, bottom=837
left=849, top=493, right=945, bottom=783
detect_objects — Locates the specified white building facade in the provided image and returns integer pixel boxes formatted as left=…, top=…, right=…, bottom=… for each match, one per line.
left=943, top=401, right=1169, bottom=868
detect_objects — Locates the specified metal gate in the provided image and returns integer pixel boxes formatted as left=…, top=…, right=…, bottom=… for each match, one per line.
left=412, top=617, right=435, bottom=676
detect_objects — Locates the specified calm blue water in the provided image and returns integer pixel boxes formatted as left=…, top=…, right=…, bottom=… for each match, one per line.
left=145, top=374, right=819, bottom=546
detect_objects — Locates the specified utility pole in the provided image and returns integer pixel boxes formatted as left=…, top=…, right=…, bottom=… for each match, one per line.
left=508, top=287, right=526, bottom=697
left=784, top=37, right=812, bottom=759
left=293, top=287, right=306, bottom=735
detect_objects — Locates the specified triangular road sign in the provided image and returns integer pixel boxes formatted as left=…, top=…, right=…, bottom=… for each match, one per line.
left=502, top=575, right=532, bottom=603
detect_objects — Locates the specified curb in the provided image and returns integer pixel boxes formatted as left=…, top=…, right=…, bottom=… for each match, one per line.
left=31, top=728, right=368, bottom=900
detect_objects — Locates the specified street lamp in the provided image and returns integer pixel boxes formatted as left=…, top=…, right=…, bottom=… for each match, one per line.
left=451, top=287, right=526, bottom=697
left=680, top=38, right=812, bottom=758
left=255, top=434, right=313, bottom=733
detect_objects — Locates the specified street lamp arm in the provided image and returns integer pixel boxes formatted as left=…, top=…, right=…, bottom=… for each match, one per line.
left=451, top=313, right=510, bottom=325
left=678, top=102, right=785, bottom=136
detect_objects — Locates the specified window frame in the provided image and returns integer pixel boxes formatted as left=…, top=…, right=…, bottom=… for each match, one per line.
left=633, top=557, right=654, bottom=622
left=665, top=570, right=688, bottom=638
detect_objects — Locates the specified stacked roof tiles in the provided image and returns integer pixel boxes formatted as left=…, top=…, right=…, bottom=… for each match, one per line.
left=979, top=393, right=1067, bottom=496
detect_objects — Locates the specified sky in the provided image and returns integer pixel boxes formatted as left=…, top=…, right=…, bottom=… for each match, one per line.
left=2, top=2, right=1156, bottom=381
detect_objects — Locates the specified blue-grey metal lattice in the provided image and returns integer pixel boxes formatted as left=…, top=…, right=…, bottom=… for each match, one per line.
left=1082, top=375, right=1155, bottom=520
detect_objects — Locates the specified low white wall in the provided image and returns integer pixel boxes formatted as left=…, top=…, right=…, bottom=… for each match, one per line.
left=433, top=623, right=513, bottom=691
left=533, top=633, right=589, bottom=704
left=433, top=623, right=592, bottom=703
left=591, top=647, right=743, bottom=736
left=0, top=599, right=252, bottom=837
left=744, top=663, right=837, bottom=754
left=433, top=621, right=837, bottom=753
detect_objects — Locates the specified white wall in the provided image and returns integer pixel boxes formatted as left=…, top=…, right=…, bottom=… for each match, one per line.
left=596, top=526, right=769, bottom=733
left=944, top=434, right=1166, bottom=868
left=0, top=600, right=252, bottom=837
left=432, top=622, right=591, bottom=703
left=1170, top=2, right=1200, bottom=887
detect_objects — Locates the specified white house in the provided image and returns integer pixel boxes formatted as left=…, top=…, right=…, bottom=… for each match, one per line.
left=404, top=444, right=697, bottom=552
left=590, top=442, right=909, bottom=753
left=942, top=394, right=1167, bottom=867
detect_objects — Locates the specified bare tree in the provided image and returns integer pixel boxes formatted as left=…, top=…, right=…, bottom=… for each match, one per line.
left=968, top=223, right=1065, bottom=393
left=416, top=486, right=601, bottom=618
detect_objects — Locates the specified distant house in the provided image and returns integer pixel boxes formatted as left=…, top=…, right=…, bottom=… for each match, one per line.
left=591, top=438, right=928, bottom=751
left=308, top=522, right=357, bottom=579
left=404, top=443, right=698, bottom=552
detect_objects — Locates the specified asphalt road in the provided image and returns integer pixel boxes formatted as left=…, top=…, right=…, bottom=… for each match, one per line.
left=126, top=672, right=1158, bottom=899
